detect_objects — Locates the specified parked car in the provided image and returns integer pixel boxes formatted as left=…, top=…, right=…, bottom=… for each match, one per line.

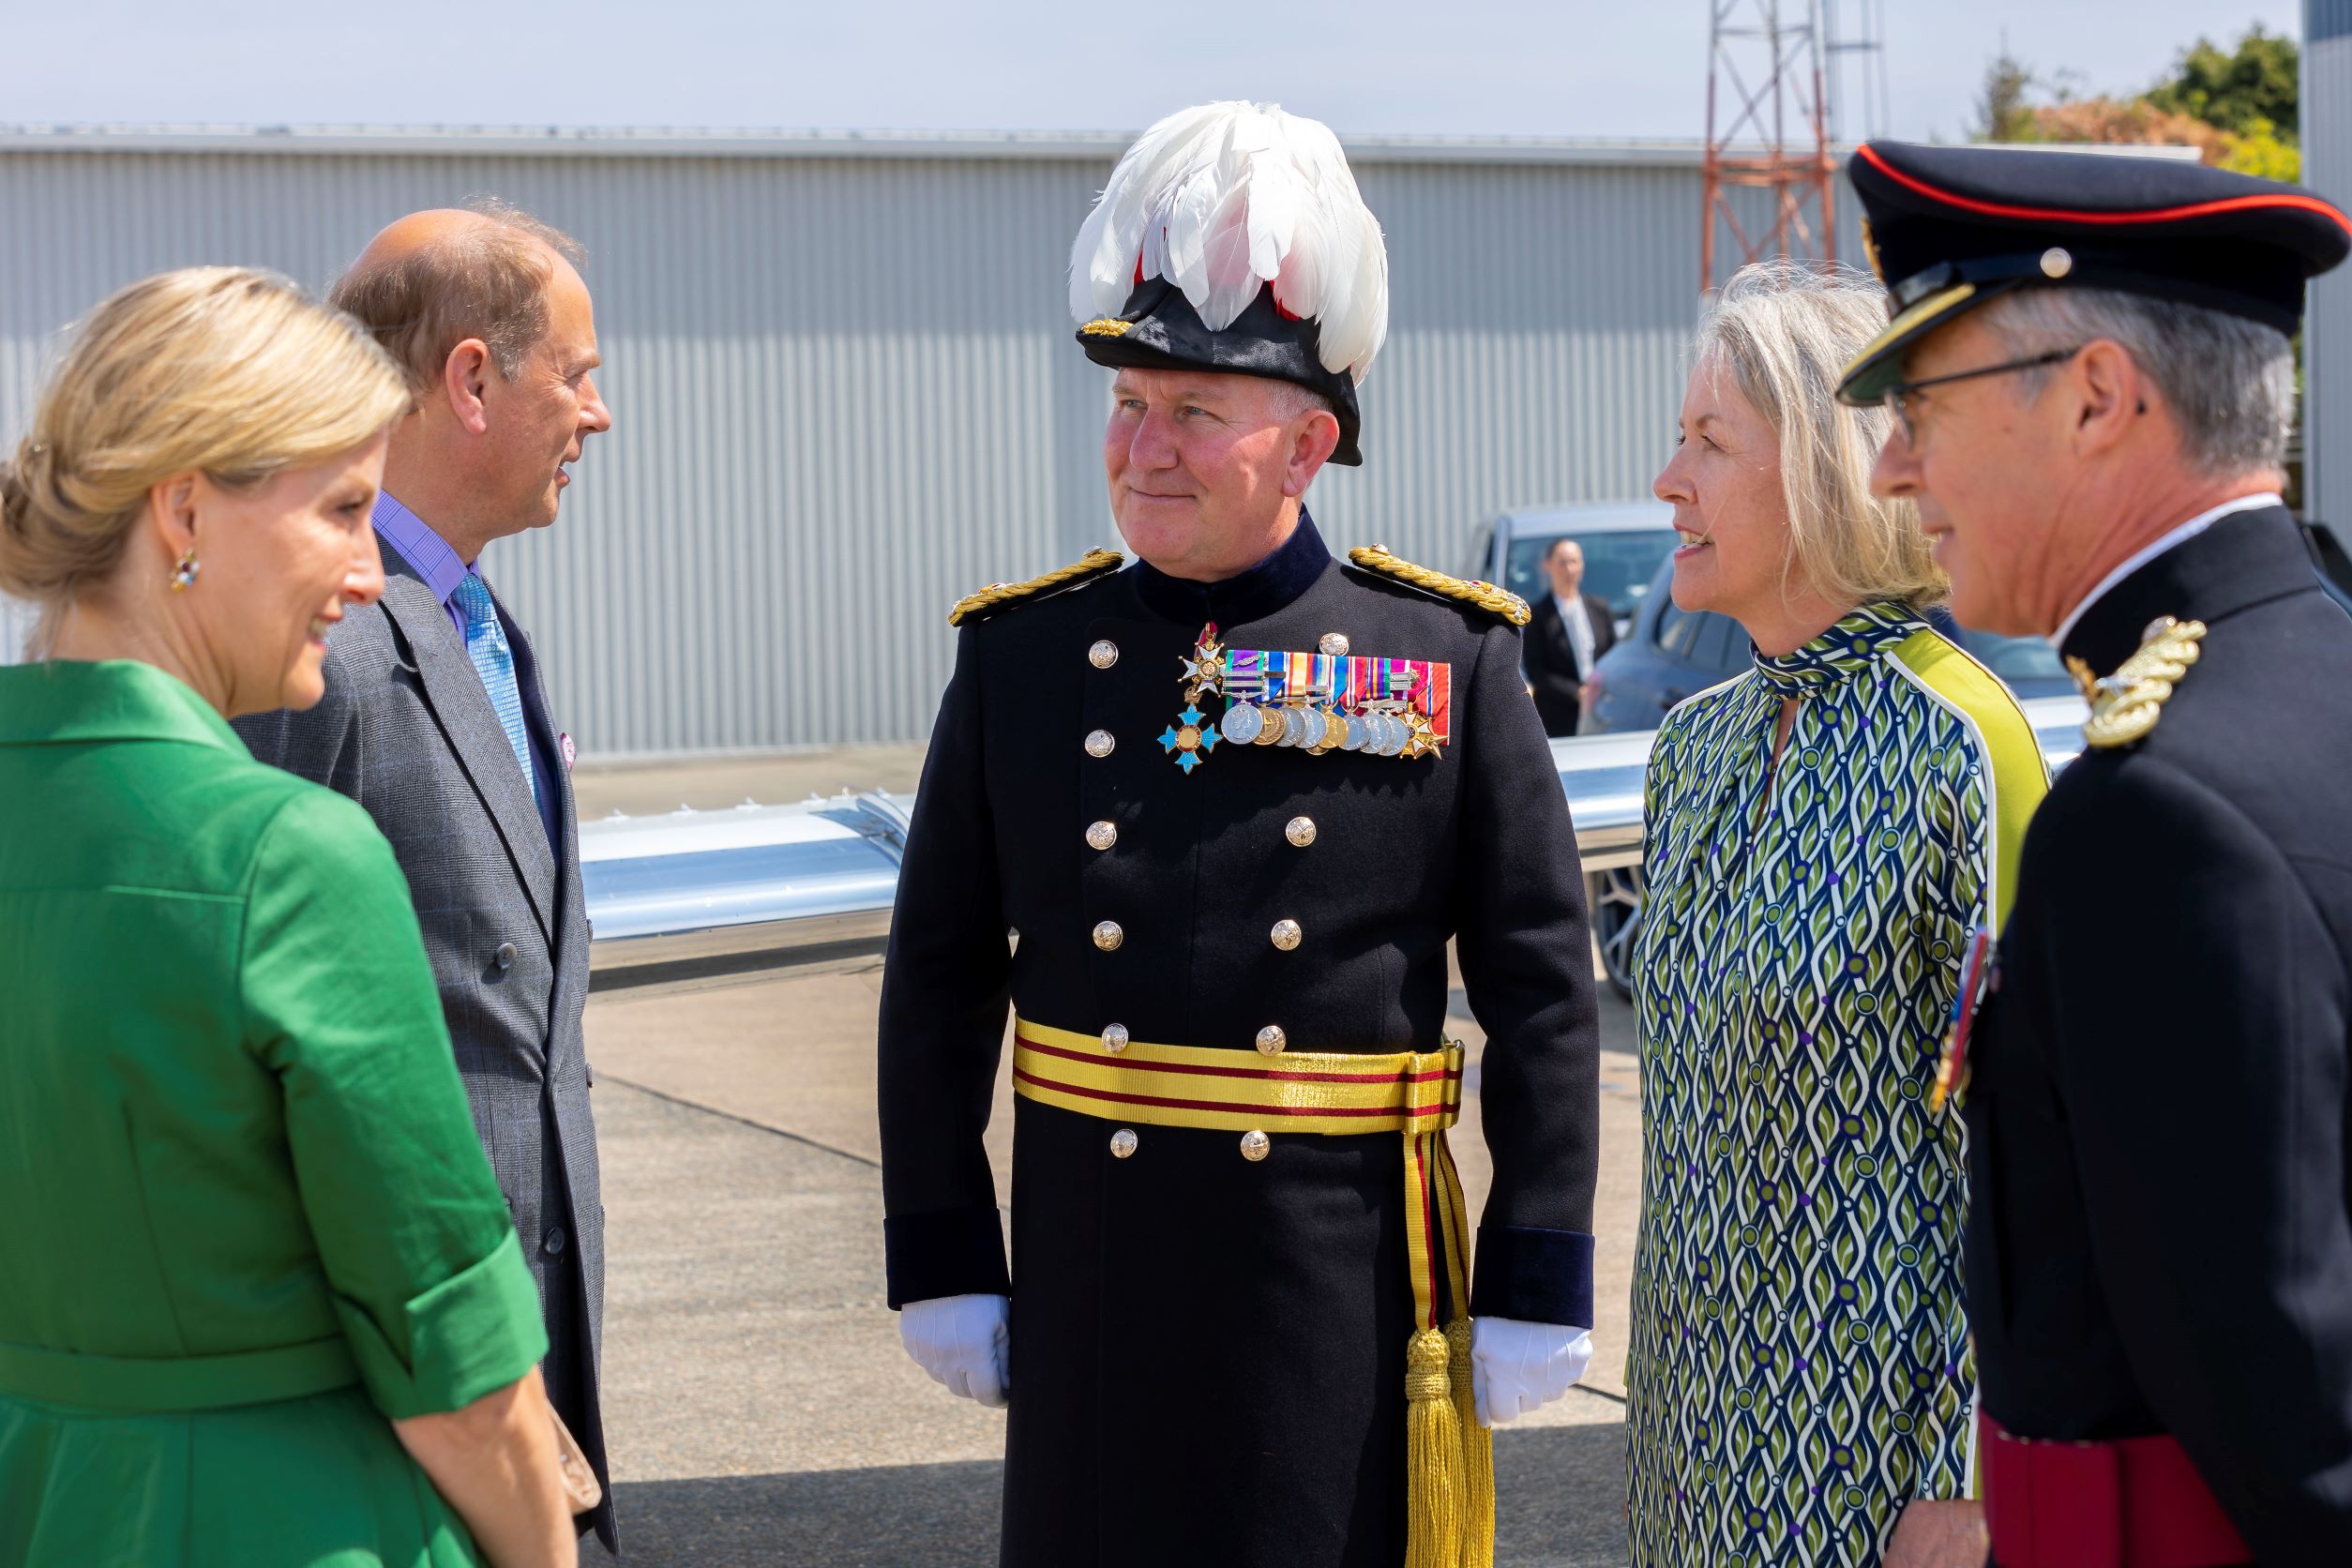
left=1470, top=502, right=1680, bottom=639
left=1574, top=553, right=2081, bottom=998
left=1584, top=554, right=2078, bottom=736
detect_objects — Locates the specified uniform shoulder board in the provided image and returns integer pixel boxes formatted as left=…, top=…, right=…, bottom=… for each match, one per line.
left=948, top=549, right=1126, bottom=626
left=1347, top=544, right=1530, bottom=627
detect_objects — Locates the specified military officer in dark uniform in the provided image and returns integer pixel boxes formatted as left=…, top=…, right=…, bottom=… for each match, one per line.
left=877, top=102, right=1602, bottom=1567
left=1840, top=141, right=2352, bottom=1567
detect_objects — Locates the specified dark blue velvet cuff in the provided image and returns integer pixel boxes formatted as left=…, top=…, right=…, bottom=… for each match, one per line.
left=883, top=1206, right=1011, bottom=1309
left=1469, top=1224, right=1595, bottom=1327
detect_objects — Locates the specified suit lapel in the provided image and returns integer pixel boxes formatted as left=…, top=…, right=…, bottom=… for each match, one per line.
left=377, top=567, right=559, bottom=943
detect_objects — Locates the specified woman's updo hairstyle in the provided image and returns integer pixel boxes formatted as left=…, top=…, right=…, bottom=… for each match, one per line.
left=0, top=266, right=411, bottom=650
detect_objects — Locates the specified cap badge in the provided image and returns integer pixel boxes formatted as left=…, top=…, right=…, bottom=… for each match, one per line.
left=2040, top=247, right=2074, bottom=279
left=1860, top=219, right=1883, bottom=281
left=1079, top=317, right=1134, bottom=338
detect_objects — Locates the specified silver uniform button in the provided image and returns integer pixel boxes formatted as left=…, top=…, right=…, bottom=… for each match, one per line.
left=1110, top=1127, right=1138, bottom=1159
left=1102, top=1022, right=1130, bottom=1054
left=1240, top=1129, right=1272, bottom=1162
left=1086, top=820, right=1118, bottom=851
left=1256, top=1025, right=1287, bottom=1055
left=1093, top=920, right=1124, bottom=952
left=1270, top=918, right=1303, bottom=952
left=1319, top=632, right=1350, bottom=657
left=1089, top=639, right=1120, bottom=670
left=1085, top=729, right=1115, bottom=758
left=1285, top=816, right=1317, bottom=847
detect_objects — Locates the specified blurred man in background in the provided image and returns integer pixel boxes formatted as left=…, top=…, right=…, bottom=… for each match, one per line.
left=1525, top=535, right=1616, bottom=736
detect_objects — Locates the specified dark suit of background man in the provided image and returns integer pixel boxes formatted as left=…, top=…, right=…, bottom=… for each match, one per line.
left=1523, top=537, right=1615, bottom=736
left=1842, top=140, right=2352, bottom=1568
left=234, top=201, right=619, bottom=1558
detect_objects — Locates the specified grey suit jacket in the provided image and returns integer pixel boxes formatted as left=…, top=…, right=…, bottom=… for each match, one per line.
left=234, top=534, right=613, bottom=1553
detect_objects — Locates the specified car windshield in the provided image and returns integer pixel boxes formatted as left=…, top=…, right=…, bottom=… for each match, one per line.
left=1966, top=630, right=2070, bottom=684
left=1506, top=529, right=1678, bottom=623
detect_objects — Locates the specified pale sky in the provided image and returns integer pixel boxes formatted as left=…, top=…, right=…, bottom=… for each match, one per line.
left=0, top=0, right=2304, bottom=145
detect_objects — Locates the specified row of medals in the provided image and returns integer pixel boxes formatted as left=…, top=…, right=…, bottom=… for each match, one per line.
left=1215, top=696, right=1435, bottom=758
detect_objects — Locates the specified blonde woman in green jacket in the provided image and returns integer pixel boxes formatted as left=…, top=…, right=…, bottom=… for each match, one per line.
left=0, top=269, right=574, bottom=1565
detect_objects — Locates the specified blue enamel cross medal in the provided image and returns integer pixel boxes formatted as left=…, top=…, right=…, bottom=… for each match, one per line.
left=1162, top=624, right=1226, bottom=772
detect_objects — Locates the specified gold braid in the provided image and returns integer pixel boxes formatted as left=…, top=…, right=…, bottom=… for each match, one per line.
left=947, top=548, right=1126, bottom=626
left=1348, top=545, right=1531, bottom=627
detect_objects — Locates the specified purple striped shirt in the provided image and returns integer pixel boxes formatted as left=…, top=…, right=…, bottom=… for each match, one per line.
left=371, top=491, right=474, bottom=636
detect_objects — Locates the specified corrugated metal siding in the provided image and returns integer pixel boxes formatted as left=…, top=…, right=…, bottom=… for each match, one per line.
left=0, top=143, right=1857, bottom=754
left=2307, top=9, right=2352, bottom=532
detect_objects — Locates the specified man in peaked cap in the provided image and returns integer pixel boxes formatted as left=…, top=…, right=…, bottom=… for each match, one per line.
left=1843, top=140, right=2352, bottom=1567
left=876, top=101, right=1601, bottom=1567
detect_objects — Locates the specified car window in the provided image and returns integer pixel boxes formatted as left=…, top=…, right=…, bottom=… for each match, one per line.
left=1690, top=612, right=1741, bottom=674
left=1966, top=630, right=2070, bottom=684
left=1504, top=528, right=1679, bottom=623
left=1656, top=598, right=1697, bottom=656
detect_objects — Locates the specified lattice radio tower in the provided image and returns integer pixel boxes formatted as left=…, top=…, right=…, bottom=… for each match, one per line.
left=1700, top=0, right=1837, bottom=294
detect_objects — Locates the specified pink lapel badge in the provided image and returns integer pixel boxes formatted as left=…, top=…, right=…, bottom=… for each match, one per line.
left=560, top=732, right=577, bottom=771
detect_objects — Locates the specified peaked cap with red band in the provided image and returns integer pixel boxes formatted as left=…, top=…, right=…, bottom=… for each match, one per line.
left=1835, top=140, right=2352, bottom=405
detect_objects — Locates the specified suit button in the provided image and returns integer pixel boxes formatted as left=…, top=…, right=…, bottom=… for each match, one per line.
left=1285, top=816, right=1317, bottom=847
left=1256, top=1025, right=1286, bottom=1055
left=1101, top=1023, right=1130, bottom=1054
left=1086, top=820, right=1118, bottom=851
left=1089, top=639, right=1120, bottom=670
left=1270, top=919, right=1303, bottom=952
left=1093, top=921, right=1124, bottom=952
left=1085, top=729, right=1116, bottom=758
left=1109, top=1128, right=1138, bottom=1158
left=1239, top=1130, right=1271, bottom=1162
left=542, top=1226, right=567, bottom=1257
left=495, top=942, right=517, bottom=971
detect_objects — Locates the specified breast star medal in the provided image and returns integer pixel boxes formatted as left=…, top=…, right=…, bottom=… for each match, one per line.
left=1162, top=625, right=1227, bottom=772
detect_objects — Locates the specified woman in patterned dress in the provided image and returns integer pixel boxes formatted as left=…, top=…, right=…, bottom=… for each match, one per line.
left=1624, top=261, right=2049, bottom=1567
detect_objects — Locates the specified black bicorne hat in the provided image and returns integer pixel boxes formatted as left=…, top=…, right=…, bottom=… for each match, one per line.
left=1836, top=140, right=2352, bottom=405
left=1077, top=278, right=1364, bottom=466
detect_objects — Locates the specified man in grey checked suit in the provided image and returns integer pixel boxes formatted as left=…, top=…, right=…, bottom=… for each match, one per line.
left=234, top=202, right=618, bottom=1556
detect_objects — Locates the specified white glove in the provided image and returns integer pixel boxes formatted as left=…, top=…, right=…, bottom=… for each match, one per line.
left=899, top=1293, right=1011, bottom=1408
left=1470, top=1317, right=1592, bottom=1426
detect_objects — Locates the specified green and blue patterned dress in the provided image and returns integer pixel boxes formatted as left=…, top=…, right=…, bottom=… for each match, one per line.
left=1625, top=601, right=2047, bottom=1566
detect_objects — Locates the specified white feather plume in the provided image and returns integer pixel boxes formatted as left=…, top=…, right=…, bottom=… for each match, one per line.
left=1069, top=101, right=1390, bottom=384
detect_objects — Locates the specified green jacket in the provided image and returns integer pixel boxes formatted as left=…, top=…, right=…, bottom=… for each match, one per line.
left=0, top=659, right=546, bottom=1567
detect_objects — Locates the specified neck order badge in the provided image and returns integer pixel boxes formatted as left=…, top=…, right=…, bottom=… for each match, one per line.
left=1161, top=624, right=1451, bottom=772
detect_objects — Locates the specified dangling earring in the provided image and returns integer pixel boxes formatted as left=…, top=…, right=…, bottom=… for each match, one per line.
left=169, top=546, right=200, bottom=592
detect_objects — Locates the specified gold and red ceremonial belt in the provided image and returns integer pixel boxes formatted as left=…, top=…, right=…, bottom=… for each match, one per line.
left=1012, top=1018, right=1496, bottom=1568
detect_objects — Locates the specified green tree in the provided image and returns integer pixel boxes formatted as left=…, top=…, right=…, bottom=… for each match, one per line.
left=2145, top=25, right=2299, bottom=141
left=1973, top=45, right=2042, bottom=143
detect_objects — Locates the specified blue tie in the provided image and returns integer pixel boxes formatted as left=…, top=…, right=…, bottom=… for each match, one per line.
left=450, top=572, right=539, bottom=803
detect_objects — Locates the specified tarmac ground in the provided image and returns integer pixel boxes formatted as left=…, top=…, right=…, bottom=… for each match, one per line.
left=574, top=748, right=1639, bottom=1566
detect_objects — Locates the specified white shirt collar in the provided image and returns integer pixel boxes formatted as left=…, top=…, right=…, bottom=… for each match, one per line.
left=2049, top=491, right=2282, bottom=651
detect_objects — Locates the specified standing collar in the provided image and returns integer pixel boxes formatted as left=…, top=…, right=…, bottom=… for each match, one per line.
left=0, top=658, right=244, bottom=753
left=373, top=491, right=474, bottom=608
left=2050, top=491, right=2283, bottom=650
left=1131, top=510, right=1334, bottom=627
left=1753, top=600, right=1927, bottom=694
left=2060, top=501, right=2313, bottom=673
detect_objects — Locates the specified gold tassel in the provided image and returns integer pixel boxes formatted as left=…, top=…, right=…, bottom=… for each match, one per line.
left=1405, top=1327, right=1465, bottom=1568
left=1446, top=1317, right=1495, bottom=1568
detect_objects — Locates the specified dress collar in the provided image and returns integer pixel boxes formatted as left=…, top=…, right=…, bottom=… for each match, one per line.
left=1131, top=510, right=1333, bottom=627
left=371, top=490, right=474, bottom=609
left=1752, top=600, right=1927, bottom=695
left=0, top=658, right=244, bottom=752
left=2049, top=491, right=2282, bottom=651
left=2060, top=501, right=2309, bottom=674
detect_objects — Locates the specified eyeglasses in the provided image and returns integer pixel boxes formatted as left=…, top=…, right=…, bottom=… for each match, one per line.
left=1880, top=345, right=2081, bottom=450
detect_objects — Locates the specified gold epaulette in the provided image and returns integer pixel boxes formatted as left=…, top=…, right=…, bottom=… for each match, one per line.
left=948, top=549, right=1125, bottom=626
left=2068, top=615, right=2207, bottom=749
left=1348, top=544, right=1531, bottom=627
